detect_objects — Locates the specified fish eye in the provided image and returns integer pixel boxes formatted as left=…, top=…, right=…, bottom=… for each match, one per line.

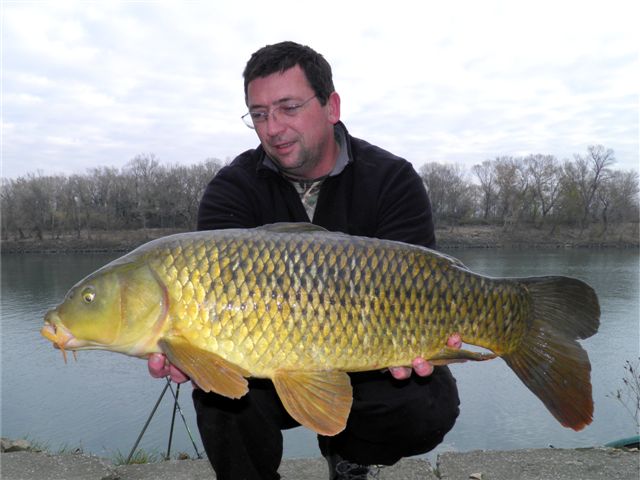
left=81, top=287, right=96, bottom=304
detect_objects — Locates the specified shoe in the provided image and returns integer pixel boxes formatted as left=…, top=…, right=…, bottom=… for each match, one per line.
left=326, top=453, right=382, bottom=480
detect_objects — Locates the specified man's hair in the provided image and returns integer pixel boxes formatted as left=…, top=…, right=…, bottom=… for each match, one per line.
left=243, top=41, right=335, bottom=106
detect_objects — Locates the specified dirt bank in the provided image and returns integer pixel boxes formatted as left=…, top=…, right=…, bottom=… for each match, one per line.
left=1, top=224, right=638, bottom=254
left=435, top=223, right=639, bottom=249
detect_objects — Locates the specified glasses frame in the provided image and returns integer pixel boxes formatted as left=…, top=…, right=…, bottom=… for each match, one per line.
left=241, top=95, right=317, bottom=129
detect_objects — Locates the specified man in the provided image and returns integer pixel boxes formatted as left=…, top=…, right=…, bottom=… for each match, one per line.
left=149, top=41, right=460, bottom=480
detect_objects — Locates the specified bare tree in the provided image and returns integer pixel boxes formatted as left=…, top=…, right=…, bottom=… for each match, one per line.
left=1, top=178, right=18, bottom=240
left=492, top=157, right=529, bottom=229
left=182, top=159, right=222, bottom=227
left=472, top=160, right=497, bottom=221
left=525, top=154, right=562, bottom=226
left=87, top=166, right=121, bottom=230
left=597, top=169, right=640, bottom=231
left=573, top=145, right=616, bottom=231
left=10, top=172, right=58, bottom=240
left=65, top=174, right=95, bottom=238
left=125, top=154, right=162, bottom=230
left=420, top=162, right=474, bottom=225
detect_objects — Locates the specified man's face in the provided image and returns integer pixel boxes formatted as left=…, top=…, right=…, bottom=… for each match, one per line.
left=246, top=65, right=340, bottom=179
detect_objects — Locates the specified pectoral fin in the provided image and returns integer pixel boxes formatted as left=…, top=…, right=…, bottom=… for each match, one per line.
left=159, top=336, right=250, bottom=398
left=428, top=347, right=497, bottom=365
left=272, top=370, right=353, bottom=436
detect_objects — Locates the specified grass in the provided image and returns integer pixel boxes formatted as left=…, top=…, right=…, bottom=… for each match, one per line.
left=111, top=448, right=162, bottom=465
left=607, top=358, right=640, bottom=430
left=107, top=448, right=196, bottom=465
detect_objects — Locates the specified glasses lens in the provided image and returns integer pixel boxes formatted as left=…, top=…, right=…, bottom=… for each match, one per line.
left=241, top=96, right=315, bottom=129
left=241, top=113, right=255, bottom=129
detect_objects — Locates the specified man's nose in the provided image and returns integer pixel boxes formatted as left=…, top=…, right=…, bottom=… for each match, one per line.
left=265, top=111, right=286, bottom=136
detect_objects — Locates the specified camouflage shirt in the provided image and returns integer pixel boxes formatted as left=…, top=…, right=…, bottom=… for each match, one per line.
left=265, top=127, right=351, bottom=221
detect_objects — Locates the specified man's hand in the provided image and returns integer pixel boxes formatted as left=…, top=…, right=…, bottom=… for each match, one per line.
left=388, top=333, right=462, bottom=380
left=148, top=353, right=190, bottom=384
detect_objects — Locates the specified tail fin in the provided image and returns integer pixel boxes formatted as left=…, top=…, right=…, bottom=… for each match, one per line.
left=502, top=276, right=600, bottom=431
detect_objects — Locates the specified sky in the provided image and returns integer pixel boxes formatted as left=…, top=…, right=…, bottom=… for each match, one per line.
left=2, top=0, right=639, bottom=180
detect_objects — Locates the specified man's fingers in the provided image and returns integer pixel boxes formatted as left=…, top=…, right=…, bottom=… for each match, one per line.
left=447, top=333, right=462, bottom=349
left=389, top=360, right=433, bottom=379
left=148, top=353, right=169, bottom=378
left=412, top=357, right=434, bottom=377
left=168, top=364, right=190, bottom=384
left=388, top=334, right=461, bottom=380
left=389, top=366, right=412, bottom=380
left=148, top=353, right=190, bottom=383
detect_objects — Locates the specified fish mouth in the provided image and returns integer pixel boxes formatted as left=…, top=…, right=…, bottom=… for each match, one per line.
left=41, top=310, right=81, bottom=363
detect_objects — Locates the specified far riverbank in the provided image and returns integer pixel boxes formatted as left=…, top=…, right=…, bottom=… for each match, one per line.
left=1, top=223, right=638, bottom=254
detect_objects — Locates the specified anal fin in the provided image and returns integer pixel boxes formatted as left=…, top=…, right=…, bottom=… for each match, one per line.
left=272, top=370, right=353, bottom=436
left=428, top=346, right=497, bottom=366
left=159, top=336, right=250, bottom=398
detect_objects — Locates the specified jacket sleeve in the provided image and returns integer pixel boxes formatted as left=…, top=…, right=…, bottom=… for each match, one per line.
left=374, top=160, right=436, bottom=249
left=196, top=165, right=260, bottom=231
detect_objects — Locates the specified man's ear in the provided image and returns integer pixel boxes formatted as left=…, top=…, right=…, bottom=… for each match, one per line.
left=327, top=91, right=341, bottom=124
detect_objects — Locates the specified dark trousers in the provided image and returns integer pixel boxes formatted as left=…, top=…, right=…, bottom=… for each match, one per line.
left=193, top=367, right=459, bottom=480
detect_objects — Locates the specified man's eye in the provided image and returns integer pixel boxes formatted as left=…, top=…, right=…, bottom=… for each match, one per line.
left=281, top=105, right=302, bottom=115
left=250, top=112, right=267, bottom=120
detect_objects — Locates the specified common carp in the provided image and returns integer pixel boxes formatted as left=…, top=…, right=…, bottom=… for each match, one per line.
left=41, top=223, right=600, bottom=435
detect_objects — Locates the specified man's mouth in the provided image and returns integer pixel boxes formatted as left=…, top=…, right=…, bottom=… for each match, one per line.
left=272, top=140, right=295, bottom=152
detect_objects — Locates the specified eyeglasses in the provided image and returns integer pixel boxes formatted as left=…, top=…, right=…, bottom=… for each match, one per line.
left=241, top=95, right=317, bottom=129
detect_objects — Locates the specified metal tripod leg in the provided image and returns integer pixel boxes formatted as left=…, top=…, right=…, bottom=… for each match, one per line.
left=165, top=382, right=203, bottom=459
left=126, top=379, right=202, bottom=464
left=126, top=380, right=170, bottom=464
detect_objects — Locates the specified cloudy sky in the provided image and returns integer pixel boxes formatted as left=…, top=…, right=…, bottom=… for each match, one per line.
left=2, top=0, right=638, bottom=180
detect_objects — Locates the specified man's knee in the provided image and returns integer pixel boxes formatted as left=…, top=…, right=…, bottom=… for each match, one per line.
left=323, top=367, right=460, bottom=464
left=394, top=368, right=460, bottom=456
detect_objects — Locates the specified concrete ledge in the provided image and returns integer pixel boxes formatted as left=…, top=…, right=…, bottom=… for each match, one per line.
left=1, top=448, right=638, bottom=480
left=1, top=452, right=114, bottom=480
left=436, top=448, right=639, bottom=480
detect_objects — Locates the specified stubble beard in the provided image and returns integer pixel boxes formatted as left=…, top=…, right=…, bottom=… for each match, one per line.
left=272, top=140, right=323, bottom=179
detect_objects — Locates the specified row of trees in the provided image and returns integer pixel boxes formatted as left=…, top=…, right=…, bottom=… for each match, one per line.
left=421, top=145, right=638, bottom=231
left=1, top=145, right=638, bottom=242
left=1, top=155, right=222, bottom=240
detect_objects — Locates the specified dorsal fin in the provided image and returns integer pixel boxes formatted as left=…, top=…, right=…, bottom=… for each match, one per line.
left=257, top=222, right=329, bottom=234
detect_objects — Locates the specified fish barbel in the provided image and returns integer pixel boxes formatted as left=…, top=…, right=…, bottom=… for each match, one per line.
left=41, top=223, right=600, bottom=435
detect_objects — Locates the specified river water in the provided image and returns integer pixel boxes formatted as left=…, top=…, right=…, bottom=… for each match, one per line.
left=1, top=248, right=638, bottom=461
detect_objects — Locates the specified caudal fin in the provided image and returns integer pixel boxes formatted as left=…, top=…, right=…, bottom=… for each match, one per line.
left=502, top=276, right=600, bottom=431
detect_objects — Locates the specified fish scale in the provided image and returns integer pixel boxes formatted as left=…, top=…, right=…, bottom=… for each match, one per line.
left=42, top=223, right=600, bottom=435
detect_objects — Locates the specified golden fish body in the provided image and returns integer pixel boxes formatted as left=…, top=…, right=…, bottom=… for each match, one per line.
left=42, top=223, right=599, bottom=435
left=153, top=228, right=525, bottom=372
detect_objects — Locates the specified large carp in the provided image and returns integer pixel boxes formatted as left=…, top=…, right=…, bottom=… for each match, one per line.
left=41, top=223, right=600, bottom=435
